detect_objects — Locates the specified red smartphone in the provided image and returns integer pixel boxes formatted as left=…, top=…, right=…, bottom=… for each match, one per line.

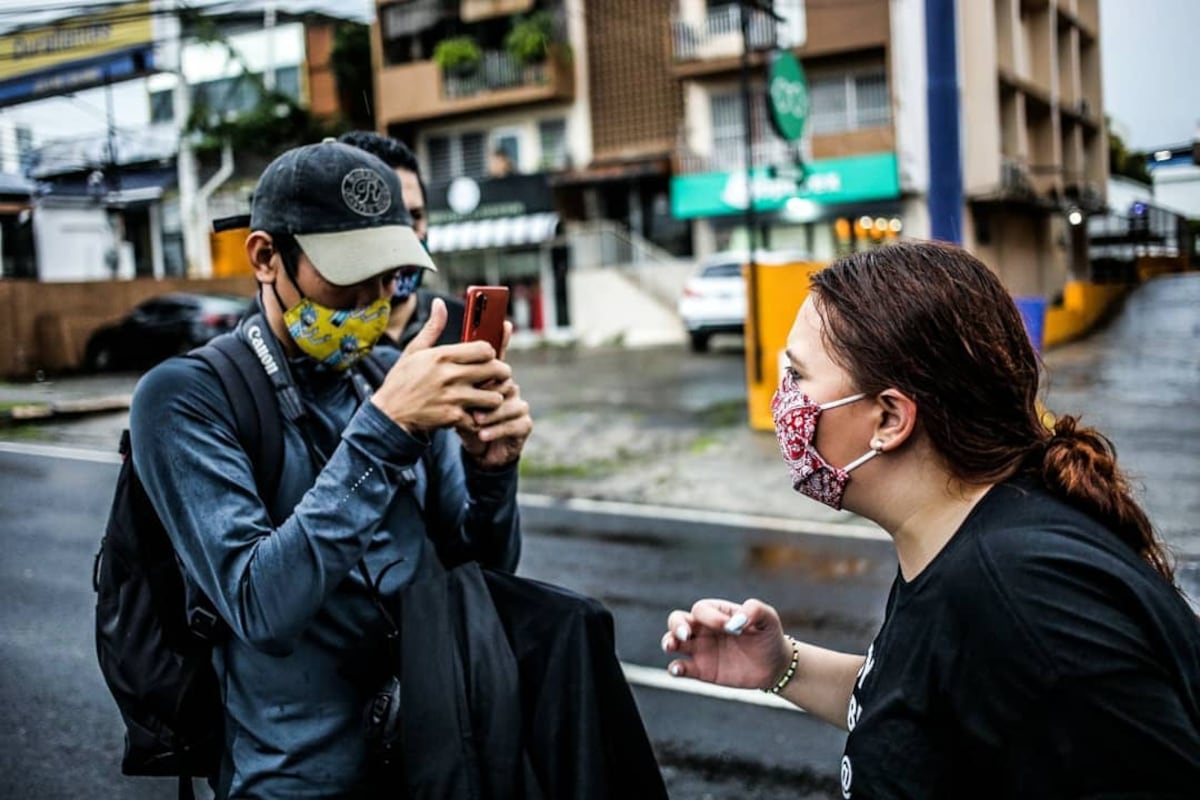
left=461, top=285, right=510, bottom=354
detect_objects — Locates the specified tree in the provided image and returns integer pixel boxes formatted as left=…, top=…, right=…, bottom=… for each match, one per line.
left=1107, top=119, right=1152, bottom=185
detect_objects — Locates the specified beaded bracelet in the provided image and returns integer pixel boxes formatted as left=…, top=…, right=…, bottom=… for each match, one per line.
left=762, top=636, right=801, bottom=695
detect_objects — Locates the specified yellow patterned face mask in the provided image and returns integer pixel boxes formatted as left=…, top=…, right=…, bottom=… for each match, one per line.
left=283, top=295, right=391, bottom=371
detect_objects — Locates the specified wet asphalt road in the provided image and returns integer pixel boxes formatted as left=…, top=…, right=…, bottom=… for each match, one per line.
left=1, top=273, right=1197, bottom=798
left=1039, top=274, right=1200, bottom=599
left=0, top=450, right=876, bottom=799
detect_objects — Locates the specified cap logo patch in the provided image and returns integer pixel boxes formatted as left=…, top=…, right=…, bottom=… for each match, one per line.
left=341, top=168, right=392, bottom=217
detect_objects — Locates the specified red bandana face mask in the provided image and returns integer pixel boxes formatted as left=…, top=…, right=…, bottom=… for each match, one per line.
left=771, top=371, right=880, bottom=510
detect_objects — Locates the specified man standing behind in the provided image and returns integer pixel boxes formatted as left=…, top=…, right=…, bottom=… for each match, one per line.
left=130, top=140, right=532, bottom=797
left=338, top=130, right=466, bottom=348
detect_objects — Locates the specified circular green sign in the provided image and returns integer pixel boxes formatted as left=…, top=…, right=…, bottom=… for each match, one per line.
left=767, top=50, right=809, bottom=143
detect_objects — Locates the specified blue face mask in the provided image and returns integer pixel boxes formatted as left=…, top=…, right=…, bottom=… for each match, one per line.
left=392, top=268, right=424, bottom=303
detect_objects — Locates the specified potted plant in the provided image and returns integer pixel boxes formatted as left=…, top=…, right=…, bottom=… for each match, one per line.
left=505, top=11, right=557, bottom=68
left=433, top=36, right=482, bottom=76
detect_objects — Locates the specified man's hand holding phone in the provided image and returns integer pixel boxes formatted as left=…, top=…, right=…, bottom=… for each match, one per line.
left=456, top=286, right=532, bottom=469
left=370, top=299, right=507, bottom=435
left=368, top=294, right=532, bottom=468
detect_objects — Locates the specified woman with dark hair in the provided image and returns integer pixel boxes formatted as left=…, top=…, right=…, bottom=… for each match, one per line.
left=662, top=241, right=1200, bottom=797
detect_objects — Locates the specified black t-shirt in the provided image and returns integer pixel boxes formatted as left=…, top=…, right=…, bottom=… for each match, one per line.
left=842, top=477, right=1200, bottom=799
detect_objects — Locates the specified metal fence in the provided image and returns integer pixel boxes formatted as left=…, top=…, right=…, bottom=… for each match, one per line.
left=443, top=51, right=545, bottom=98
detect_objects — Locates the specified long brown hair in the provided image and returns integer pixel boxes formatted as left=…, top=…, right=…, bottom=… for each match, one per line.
left=809, top=240, right=1173, bottom=583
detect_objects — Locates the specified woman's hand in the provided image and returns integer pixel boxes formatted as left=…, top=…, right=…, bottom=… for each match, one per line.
left=661, top=598, right=795, bottom=690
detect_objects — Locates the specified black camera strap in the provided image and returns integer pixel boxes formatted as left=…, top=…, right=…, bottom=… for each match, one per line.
left=238, top=313, right=400, bottom=636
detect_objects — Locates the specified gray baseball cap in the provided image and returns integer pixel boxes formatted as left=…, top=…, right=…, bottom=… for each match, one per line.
left=249, top=140, right=435, bottom=286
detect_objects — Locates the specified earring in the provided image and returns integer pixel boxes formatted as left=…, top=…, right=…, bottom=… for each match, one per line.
left=871, top=438, right=885, bottom=453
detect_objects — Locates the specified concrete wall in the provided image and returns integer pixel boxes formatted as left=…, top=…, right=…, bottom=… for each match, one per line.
left=33, top=206, right=127, bottom=283
left=567, top=267, right=685, bottom=347
left=0, top=277, right=257, bottom=377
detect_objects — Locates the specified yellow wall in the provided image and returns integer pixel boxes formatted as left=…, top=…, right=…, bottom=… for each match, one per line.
left=1043, top=280, right=1128, bottom=349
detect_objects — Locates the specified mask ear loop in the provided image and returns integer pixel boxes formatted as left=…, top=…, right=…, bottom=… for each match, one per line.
left=266, top=235, right=305, bottom=311
left=843, top=438, right=886, bottom=473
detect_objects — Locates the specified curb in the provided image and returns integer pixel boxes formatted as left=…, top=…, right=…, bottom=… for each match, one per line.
left=519, top=492, right=890, bottom=544
left=0, top=395, right=131, bottom=426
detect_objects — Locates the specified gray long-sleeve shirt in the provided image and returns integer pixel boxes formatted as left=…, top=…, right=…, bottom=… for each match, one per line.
left=130, top=346, right=521, bottom=798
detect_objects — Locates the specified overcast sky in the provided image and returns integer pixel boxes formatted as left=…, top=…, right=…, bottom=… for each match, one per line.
left=1101, top=0, right=1200, bottom=150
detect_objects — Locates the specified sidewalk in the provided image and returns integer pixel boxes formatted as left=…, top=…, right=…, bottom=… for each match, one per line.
left=0, top=344, right=866, bottom=533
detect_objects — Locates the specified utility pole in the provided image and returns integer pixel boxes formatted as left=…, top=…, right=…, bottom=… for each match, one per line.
left=739, top=0, right=782, bottom=385
left=105, top=73, right=120, bottom=196
left=738, top=1, right=760, bottom=382
left=263, top=1, right=277, bottom=92
left=161, top=0, right=209, bottom=278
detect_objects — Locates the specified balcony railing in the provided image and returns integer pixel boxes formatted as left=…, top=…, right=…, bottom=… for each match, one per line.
left=443, top=50, right=548, bottom=98
left=672, top=4, right=777, bottom=61
left=678, top=140, right=795, bottom=175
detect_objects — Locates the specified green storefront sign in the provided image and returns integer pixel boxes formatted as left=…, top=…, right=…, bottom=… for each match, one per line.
left=767, top=50, right=808, bottom=142
left=670, top=152, right=901, bottom=220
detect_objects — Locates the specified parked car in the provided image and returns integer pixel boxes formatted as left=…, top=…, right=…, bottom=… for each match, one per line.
left=677, top=250, right=814, bottom=352
left=84, top=293, right=252, bottom=371
left=678, top=253, right=749, bottom=352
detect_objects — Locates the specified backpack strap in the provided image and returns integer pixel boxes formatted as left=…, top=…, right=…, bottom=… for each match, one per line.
left=191, top=334, right=284, bottom=503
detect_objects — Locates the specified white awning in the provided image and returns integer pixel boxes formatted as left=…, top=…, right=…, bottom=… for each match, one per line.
left=428, top=212, right=559, bottom=254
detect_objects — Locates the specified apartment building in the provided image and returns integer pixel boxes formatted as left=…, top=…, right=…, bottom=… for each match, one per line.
left=668, top=0, right=1107, bottom=301
left=960, top=0, right=1107, bottom=297
left=4, top=5, right=357, bottom=282
left=670, top=0, right=909, bottom=261
left=372, top=0, right=1108, bottom=319
left=372, top=0, right=590, bottom=330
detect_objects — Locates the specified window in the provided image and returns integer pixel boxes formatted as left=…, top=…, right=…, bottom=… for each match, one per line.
left=189, top=67, right=302, bottom=120
left=15, top=125, right=33, bottom=172
left=702, top=261, right=742, bottom=278
left=538, top=119, right=567, bottom=170
left=428, top=136, right=453, bottom=183
left=426, top=131, right=487, bottom=183
left=273, top=66, right=301, bottom=102
left=460, top=132, right=486, bottom=178
left=808, top=70, right=890, bottom=134
left=709, top=90, right=790, bottom=170
left=710, top=93, right=744, bottom=170
left=854, top=73, right=889, bottom=128
left=150, top=90, right=173, bottom=124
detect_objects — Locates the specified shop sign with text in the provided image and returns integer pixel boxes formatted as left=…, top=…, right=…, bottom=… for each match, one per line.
left=670, top=152, right=900, bottom=219
left=0, top=1, right=154, bottom=106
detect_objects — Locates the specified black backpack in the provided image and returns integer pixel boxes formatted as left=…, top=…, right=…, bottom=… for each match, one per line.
left=92, top=332, right=394, bottom=798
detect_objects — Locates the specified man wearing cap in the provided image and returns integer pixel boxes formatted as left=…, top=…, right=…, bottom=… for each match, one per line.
left=129, top=141, right=531, bottom=798
left=337, top=129, right=466, bottom=349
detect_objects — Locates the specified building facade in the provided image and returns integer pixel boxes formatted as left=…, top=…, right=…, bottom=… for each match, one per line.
left=372, top=0, right=591, bottom=331
left=0, top=6, right=356, bottom=282
left=959, top=0, right=1107, bottom=297
left=370, top=0, right=1109, bottom=327
left=668, top=0, right=906, bottom=261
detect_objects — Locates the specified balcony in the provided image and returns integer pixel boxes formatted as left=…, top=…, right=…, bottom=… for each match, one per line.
left=376, top=47, right=574, bottom=126
left=671, top=4, right=776, bottom=65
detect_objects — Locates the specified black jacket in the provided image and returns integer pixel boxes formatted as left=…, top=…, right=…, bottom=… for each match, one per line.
left=393, top=562, right=668, bottom=800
